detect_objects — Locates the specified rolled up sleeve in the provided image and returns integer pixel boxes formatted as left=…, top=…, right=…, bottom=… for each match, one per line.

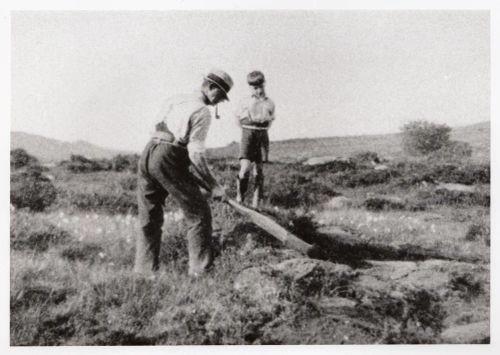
left=187, top=108, right=211, bottom=154
left=187, top=108, right=218, bottom=190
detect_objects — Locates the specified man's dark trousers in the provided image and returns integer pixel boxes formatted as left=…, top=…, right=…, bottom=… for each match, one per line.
left=134, top=139, right=213, bottom=276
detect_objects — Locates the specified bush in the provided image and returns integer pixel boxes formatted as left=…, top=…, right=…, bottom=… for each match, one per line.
left=427, top=141, right=473, bottom=163
left=61, top=155, right=111, bottom=173
left=431, top=164, right=490, bottom=185
left=393, top=162, right=490, bottom=187
left=111, top=154, right=140, bottom=173
left=465, top=223, right=490, bottom=244
left=449, top=272, right=483, bottom=301
left=351, top=151, right=381, bottom=168
left=10, top=168, right=57, bottom=211
left=329, top=169, right=395, bottom=188
left=301, top=159, right=356, bottom=174
left=267, top=173, right=339, bottom=208
left=11, top=148, right=39, bottom=169
left=364, top=197, right=406, bottom=211
left=401, top=121, right=451, bottom=156
left=416, top=189, right=490, bottom=207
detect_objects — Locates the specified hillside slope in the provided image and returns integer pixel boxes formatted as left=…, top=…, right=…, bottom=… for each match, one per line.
left=10, top=132, right=131, bottom=163
left=12, top=121, right=489, bottom=164
left=208, top=121, right=490, bottom=163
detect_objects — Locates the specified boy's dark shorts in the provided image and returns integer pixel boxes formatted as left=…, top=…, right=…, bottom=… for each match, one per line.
left=239, top=129, right=269, bottom=163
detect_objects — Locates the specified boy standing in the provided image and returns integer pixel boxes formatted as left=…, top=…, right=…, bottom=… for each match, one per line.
left=235, top=71, right=276, bottom=208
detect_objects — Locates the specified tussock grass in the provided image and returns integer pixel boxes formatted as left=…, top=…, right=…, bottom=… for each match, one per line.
left=10, top=151, right=490, bottom=345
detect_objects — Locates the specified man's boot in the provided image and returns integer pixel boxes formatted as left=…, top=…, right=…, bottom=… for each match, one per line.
left=252, top=173, right=264, bottom=209
left=236, top=175, right=249, bottom=203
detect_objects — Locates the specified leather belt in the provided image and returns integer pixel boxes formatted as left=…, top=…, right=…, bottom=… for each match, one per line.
left=241, top=125, right=269, bottom=131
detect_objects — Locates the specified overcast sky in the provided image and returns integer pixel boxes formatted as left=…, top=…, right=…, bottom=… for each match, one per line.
left=11, top=10, right=489, bottom=151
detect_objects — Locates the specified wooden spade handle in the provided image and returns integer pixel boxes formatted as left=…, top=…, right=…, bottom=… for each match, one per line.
left=227, top=199, right=315, bottom=255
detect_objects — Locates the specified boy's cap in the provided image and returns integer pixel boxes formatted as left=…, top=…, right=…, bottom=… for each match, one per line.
left=204, top=69, right=233, bottom=100
left=247, top=71, right=265, bottom=86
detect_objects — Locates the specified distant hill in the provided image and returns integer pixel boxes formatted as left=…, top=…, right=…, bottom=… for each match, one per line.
left=10, top=132, right=132, bottom=163
left=12, top=121, right=489, bottom=164
left=208, top=121, right=490, bottom=163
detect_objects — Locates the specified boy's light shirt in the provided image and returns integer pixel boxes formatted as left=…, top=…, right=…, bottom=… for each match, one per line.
left=236, top=95, right=275, bottom=124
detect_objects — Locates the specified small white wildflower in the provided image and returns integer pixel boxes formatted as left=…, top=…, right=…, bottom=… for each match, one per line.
left=98, top=252, right=106, bottom=259
left=59, top=211, right=65, bottom=218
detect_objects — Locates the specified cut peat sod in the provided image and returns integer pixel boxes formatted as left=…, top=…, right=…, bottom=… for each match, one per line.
left=227, top=199, right=485, bottom=266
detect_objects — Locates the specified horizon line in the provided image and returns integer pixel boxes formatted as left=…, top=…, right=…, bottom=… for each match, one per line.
left=10, top=119, right=490, bottom=153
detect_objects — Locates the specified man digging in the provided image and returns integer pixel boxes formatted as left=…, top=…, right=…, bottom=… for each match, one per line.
left=134, top=69, right=233, bottom=278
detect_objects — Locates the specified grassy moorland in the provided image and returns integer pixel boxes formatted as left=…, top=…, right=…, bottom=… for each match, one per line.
left=10, top=122, right=490, bottom=345
left=209, top=121, right=490, bottom=163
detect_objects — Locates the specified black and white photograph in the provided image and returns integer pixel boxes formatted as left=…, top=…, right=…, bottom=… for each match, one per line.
left=4, top=1, right=497, bottom=351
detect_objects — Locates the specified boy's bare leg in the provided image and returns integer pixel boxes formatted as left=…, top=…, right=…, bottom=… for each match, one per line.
left=237, top=159, right=252, bottom=203
left=252, top=163, right=264, bottom=209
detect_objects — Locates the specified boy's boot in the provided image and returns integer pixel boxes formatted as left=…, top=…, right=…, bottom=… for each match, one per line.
left=236, top=175, right=249, bottom=203
left=252, top=173, right=264, bottom=209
